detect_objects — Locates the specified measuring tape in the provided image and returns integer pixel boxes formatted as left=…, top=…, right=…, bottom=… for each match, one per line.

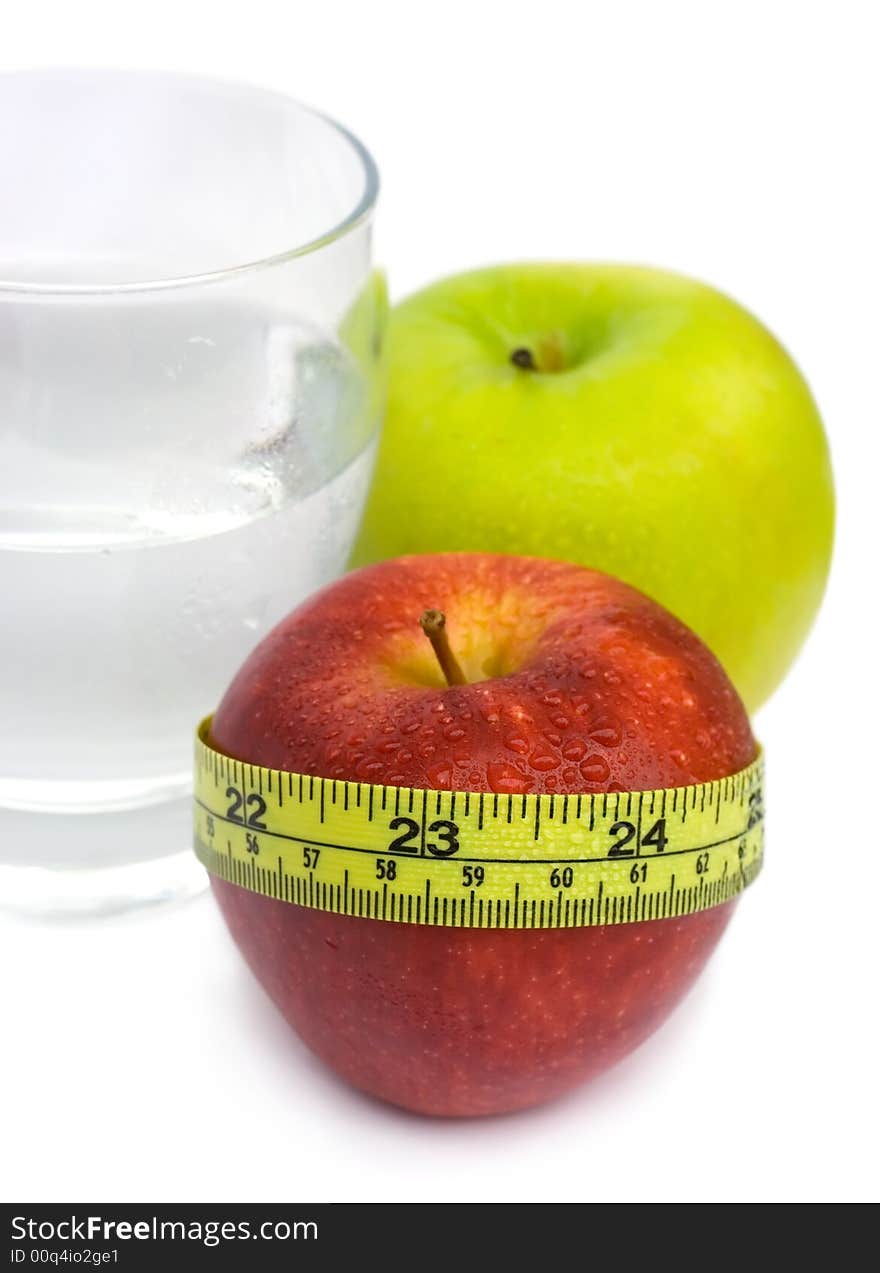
left=194, top=720, right=763, bottom=929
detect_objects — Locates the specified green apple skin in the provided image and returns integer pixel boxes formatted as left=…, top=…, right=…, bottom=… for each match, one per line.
left=351, top=264, right=834, bottom=710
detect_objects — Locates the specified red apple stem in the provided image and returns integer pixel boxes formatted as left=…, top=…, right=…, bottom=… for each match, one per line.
left=420, top=610, right=467, bottom=687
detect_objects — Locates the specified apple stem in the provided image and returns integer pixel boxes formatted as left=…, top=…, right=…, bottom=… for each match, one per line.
left=420, top=610, right=467, bottom=687
left=538, top=333, right=565, bottom=372
left=511, top=335, right=565, bottom=372
left=511, top=347, right=537, bottom=370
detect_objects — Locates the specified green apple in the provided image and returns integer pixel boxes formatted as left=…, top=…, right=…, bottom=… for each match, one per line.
left=351, top=264, right=834, bottom=709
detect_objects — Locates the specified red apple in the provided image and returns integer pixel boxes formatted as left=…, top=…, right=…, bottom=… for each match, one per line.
left=209, top=553, right=756, bottom=1116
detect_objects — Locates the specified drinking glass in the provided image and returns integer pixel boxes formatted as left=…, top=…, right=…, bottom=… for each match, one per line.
left=0, top=71, right=383, bottom=916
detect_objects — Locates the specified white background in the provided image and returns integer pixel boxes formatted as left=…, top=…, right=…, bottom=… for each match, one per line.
left=2, top=0, right=878, bottom=1205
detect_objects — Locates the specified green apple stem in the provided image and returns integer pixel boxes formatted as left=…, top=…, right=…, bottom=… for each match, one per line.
left=420, top=610, right=467, bottom=687
left=539, top=334, right=565, bottom=372
left=510, top=333, right=565, bottom=372
left=510, top=347, right=538, bottom=370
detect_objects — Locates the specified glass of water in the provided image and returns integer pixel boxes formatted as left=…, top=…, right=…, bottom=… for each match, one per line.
left=0, top=71, right=383, bottom=917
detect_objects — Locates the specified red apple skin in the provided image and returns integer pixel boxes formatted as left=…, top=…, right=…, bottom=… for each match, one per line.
left=209, top=554, right=756, bottom=1117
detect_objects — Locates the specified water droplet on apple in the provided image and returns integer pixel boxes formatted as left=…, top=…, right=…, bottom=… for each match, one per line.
left=529, top=752, right=560, bottom=772
left=503, top=736, right=529, bottom=754
left=579, top=755, right=611, bottom=783
left=562, top=739, right=587, bottom=761
left=487, top=763, right=534, bottom=795
left=508, top=705, right=534, bottom=725
left=589, top=723, right=622, bottom=748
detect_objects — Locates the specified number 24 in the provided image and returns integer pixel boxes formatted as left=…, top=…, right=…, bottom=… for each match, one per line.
left=607, top=817, right=668, bottom=857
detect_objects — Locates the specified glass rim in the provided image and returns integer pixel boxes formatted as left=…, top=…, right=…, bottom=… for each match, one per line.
left=0, top=69, right=380, bottom=297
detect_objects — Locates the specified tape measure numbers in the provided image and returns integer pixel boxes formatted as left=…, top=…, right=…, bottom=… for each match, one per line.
left=193, top=720, right=764, bottom=929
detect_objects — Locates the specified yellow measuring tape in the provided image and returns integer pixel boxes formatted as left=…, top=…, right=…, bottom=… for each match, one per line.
left=194, top=720, right=764, bottom=929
